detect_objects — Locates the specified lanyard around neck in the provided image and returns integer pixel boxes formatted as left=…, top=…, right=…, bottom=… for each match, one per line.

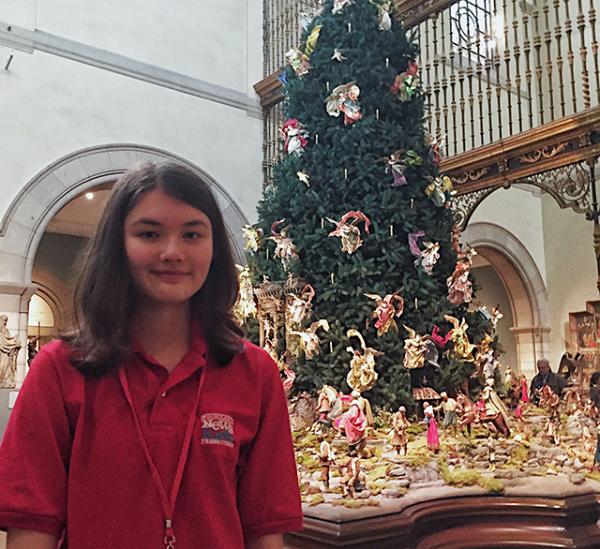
left=118, top=365, right=206, bottom=548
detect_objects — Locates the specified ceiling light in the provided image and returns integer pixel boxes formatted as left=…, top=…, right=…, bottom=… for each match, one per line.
left=85, top=192, right=94, bottom=200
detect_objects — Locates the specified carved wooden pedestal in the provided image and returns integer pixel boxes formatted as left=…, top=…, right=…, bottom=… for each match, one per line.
left=286, top=491, right=600, bottom=548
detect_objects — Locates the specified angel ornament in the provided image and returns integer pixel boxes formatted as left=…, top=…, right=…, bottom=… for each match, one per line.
left=242, top=225, right=263, bottom=254
left=234, top=265, right=257, bottom=323
left=447, top=246, right=476, bottom=305
left=444, top=315, right=476, bottom=362
left=281, top=118, right=309, bottom=156
left=369, top=0, right=392, bottom=30
left=474, top=333, right=498, bottom=380
left=450, top=223, right=461, bottom=253
left=424, top=131, right=445, bottom=165
left=328, top=210, right=371, bottom=254
left=285, top=48, right=310, bottom=77
left=425, top=175, right=454, bottom=207
left=269, top=220, right=299, bottom=271
left=386, top=150, right=409, bottom=187
left=403, top=325, right=429, bottom=370
left=390, top=61, right=419, bottom=102
left=383, top=149, right=422, bottom=187
left=478, top=306, right=503, bottom=334
left=289, top=319, right=330, bottom=359
left=346, top=329, right=382, bottom=393
left=417, top=241, right=440, bottom=275
left=286, top=284, right=315, bottom=326
left=365, top=292, right=404, bottom=336
left=325, top=83, right=362, bottom=125
left=332, top=0, right=354, bottom=15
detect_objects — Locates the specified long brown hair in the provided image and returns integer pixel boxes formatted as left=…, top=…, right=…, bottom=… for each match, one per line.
left=63, top=161, right=243, bottom=375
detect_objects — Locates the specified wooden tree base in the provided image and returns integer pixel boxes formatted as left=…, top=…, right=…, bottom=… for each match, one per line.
left=285, top=492, right=600, bottom=548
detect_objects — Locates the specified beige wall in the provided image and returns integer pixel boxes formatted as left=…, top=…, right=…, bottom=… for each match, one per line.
left=469, top=187, right=547, bottom=284
left=541, top=195, right=597, bottom=367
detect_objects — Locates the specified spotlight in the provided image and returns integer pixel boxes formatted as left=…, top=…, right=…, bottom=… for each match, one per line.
left=85, top=192, right=94, bottom=200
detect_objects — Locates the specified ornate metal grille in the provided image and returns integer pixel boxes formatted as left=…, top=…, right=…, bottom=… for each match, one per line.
left=450, top=0, right=492, bottom=61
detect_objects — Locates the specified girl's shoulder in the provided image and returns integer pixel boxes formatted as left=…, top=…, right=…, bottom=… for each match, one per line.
left=30, top=339, right=83, bottom=381
left=36, top=338, right=74, bottom=364
left=237, top=339, right=277, bottom=366
left=232, top=339, right=280, bottom=379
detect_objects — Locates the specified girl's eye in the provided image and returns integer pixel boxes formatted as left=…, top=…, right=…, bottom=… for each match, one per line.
left=183, top=231, right=201, bottom=240
left=138, top=231, right=159, bottom=239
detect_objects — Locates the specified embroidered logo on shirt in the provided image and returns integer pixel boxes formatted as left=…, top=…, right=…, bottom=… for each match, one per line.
left=200, top=413, right=234, bottom=447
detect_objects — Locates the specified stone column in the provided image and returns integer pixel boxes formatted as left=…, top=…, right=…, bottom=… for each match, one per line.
left=510, top=325, right=551, bottom=382
left=0, top=282, right=38, bottom=388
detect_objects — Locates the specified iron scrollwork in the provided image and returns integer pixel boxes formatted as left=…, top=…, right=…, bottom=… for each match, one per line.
left=520, top=162, right=592, bottom=214
left=451, top=187, right=497, bottom=229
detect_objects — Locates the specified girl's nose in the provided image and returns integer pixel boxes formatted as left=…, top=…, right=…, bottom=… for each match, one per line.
left=159, top=238, right=185, bottom=262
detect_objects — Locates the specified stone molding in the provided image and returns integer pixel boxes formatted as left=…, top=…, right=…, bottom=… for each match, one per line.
left=462, top=222, right=548, bottom=326
left=0, top=22, right=262, bottom=119
left=0, top=282, right=37, bottom=298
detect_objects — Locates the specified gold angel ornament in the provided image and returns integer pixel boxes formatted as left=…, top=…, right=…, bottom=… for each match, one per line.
left=345, top=329, right=382, bottom=393
left=365, top=292, right=404, bottom=336
left=402, top=325, right=428, bottom=370
left=328, top=210, right=371, bottom=254
left=234, top=265, right=257, bottom=323
left=268, top=219, right=299, bottom=271
left=286, top=284, right=315, bottom=326
left=289, top=319, right=330, bottom=359
left=242, top=225, right=263, bottom=254
left=474, top=333, right=497, bottom=381
left=444, top=315, right=476, bottom=361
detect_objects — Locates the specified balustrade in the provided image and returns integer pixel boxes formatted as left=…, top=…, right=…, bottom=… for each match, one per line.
left=258, top=0, right=600, bottom=187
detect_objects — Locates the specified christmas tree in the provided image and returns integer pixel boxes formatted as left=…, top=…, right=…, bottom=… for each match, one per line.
left=242, top=0, right=496, bottom=409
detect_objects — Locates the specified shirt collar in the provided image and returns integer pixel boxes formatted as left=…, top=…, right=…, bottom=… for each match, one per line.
left=132, top=317, right=208, bottom=376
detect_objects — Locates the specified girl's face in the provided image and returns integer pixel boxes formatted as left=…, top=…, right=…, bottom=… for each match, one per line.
left=123, top=188, right=213, bottom=308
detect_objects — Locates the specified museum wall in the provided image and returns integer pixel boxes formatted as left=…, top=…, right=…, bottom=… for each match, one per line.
left=468, top=187, right=546, bottom=285
left=541, top=194, right=597, bottom=367
left=0, top=0, right=264, bottom=232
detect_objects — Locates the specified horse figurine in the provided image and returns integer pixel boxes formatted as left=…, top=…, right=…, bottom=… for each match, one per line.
left=538, top=384, right=561, bottom=421
left=562, top=386, right=583, bottom=413
left=456, top=392, right=510, bottom=437
left=456, top=393, right=478, bottom=436
left=539, top=385, right=560, bottom=428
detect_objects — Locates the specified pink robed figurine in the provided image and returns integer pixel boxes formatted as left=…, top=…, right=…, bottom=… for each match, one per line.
left=339, top=401, right=367, bottom=455
left=520, top=375, right=529, bottom=403
left=423, top=401, right=440, bottom=453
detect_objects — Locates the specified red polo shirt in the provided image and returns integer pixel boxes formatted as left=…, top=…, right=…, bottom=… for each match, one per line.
left=0, top=331, right=303, bottom=548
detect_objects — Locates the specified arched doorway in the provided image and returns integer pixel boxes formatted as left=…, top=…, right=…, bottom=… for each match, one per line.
left=462, top=222, right=550, bottom=379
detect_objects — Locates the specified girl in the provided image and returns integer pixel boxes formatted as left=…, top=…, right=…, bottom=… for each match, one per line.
left=0, top=162, right=303, bottom=548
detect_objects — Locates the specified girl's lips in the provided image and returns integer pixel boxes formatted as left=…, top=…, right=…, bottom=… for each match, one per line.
left=152, top=271, right=189, bottom=276
left=151, top=271, right=190, bottom=282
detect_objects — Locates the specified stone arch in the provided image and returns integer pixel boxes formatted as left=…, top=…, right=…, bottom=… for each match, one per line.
left=461, top=222, right=550, bottom=379
left=0, top=143, right=249, bottom=283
